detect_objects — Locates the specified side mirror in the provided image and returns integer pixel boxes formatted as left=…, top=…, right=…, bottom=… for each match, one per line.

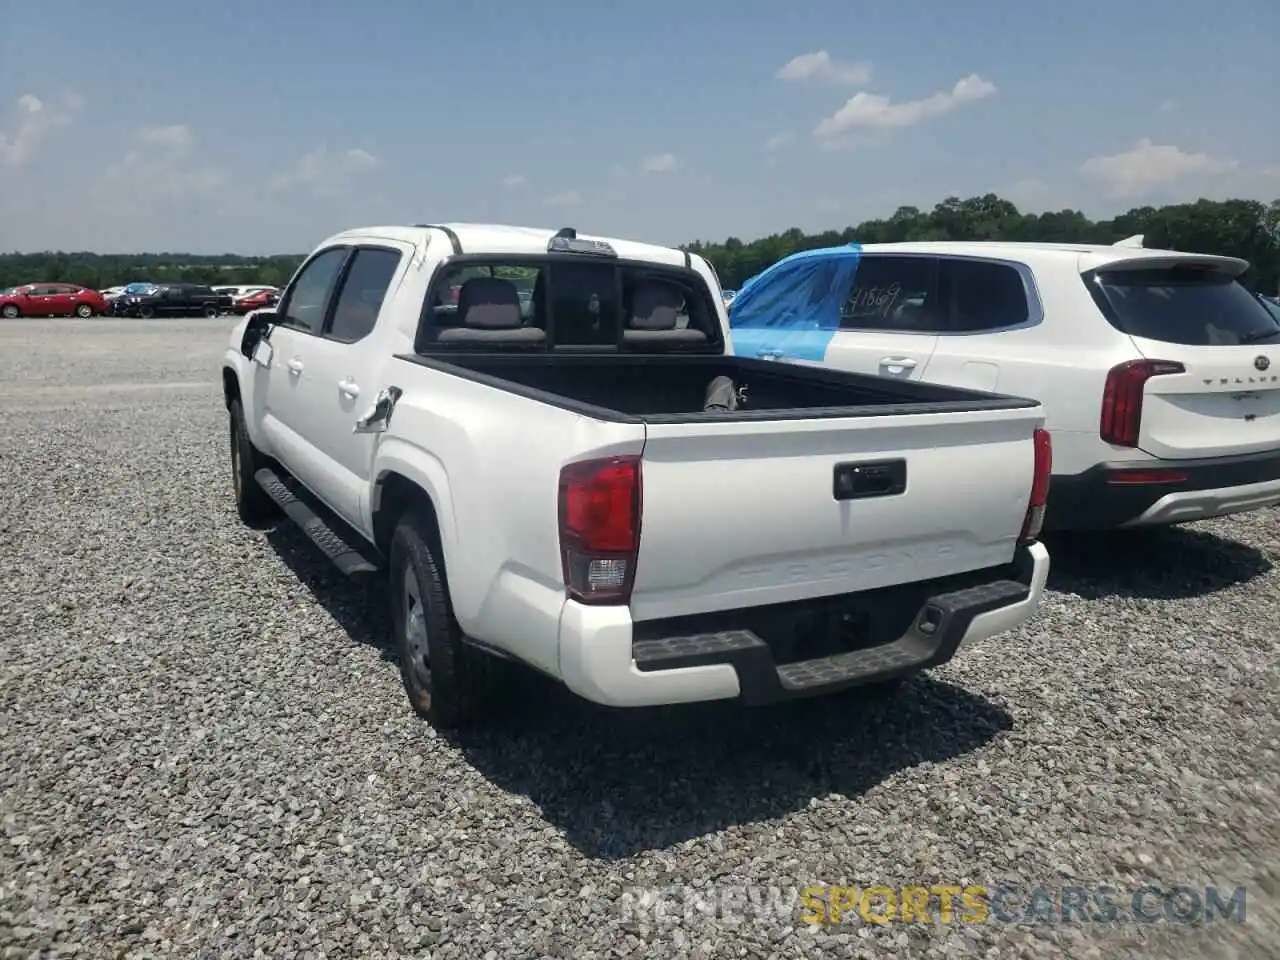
left=239, top=310, right=278, bottom=361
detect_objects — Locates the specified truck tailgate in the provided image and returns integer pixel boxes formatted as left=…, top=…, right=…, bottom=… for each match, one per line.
left=630, top=407, right=1043, bottom=621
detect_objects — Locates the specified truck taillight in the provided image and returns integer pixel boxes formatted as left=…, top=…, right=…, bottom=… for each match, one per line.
left=1100, top=359, right=1184, bottom=447
left=1019, top=428, right=1052, bottom=544
left=558, top=455, right=642, bottom=605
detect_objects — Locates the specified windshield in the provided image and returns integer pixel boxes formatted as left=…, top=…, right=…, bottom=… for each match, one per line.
left=1088, top=266, right=1280, bottom=346
left=124, top=283, right=157, bottom=295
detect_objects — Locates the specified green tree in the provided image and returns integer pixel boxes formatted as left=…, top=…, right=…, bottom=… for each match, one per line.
left=4, top=195, right=1278, bottom=295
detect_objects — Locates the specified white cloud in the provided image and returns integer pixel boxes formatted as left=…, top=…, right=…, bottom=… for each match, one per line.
left=545, top=190, right=582, bottom=207
left=500, top=173, right=527, bottom=188
left=640, top=152, right=679, bottom=174
left=0, top=92, right=82, bottom=167
left=99, top=148, right=226, bottom=206
left=1079, top=138, right=1238, bottom=199
left=137, top=124, right=193, bottom=150
left=270, top=146, right=379, bottom=194
left=765, top=132, right=793, bottom=151
left=776, top=51, right=872, bottom=85
left=1158, top=99, right=1178, bottom=113
left=814, top=74, right=997, bottom=140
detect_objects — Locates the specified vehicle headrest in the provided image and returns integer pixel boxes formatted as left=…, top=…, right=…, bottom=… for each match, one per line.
left=457, top=277, right=522, bottom=329
left=629, top=281, right=683, bottom=330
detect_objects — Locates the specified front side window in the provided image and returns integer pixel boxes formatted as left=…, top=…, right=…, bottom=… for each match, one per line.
left=280, top=247, right=348, bottom=334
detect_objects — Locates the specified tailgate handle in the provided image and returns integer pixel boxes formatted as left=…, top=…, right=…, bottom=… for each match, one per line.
left=833, top=459, right=907, bottom=501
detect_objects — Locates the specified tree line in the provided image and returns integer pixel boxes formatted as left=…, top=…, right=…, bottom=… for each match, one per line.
left=4, top=195, right=1278, bottom=295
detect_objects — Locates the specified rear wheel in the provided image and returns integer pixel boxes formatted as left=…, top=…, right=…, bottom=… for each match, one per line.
left=75, top=303, right=94, bottom=318
left=228, top=399, right=277, bottom=527
left=389, top=512, right=504, bottom=729
left=1, top=304, right=18, bottom=319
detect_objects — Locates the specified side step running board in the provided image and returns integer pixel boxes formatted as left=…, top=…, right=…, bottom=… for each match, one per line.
left=255, top=468, right=381, bottom=576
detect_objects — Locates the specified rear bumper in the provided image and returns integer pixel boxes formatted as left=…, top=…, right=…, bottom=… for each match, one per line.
left=557, top=541, right=1050, bottom=708
left=1045, top=449, right=1280, bottom=531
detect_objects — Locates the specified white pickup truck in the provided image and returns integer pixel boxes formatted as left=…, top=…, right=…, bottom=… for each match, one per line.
left=221, top=222, right=1052, bottom=728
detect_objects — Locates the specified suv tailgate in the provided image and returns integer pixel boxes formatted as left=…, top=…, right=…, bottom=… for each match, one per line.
left=629, top=406, right=1043, bottom=622
left=1083, top=255, right=1280, bottom=460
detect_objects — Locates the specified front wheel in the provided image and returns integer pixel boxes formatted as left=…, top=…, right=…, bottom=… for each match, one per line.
left=389, top=512, right=504, bottom=729
left=1, top=304, right=19, bottom=319
left=75, top=304, right=93, bottom=318
left=229, top=399, right=277, bottom=527
left=203, top=303, right=218, bottom=318
left=138, top=305, right=155, bottom=319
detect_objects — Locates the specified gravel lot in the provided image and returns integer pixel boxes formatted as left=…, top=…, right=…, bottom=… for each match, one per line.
left=1, top=318, right=1277, bottom=959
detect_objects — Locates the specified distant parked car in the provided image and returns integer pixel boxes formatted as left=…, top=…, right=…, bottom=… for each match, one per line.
left=213, top=285, right=277, bottom=302
left=0, top=283, right=109, bottom=318
left=232, top=287, right=280, bottom=315
left=115, top=283, right=233, bottom=318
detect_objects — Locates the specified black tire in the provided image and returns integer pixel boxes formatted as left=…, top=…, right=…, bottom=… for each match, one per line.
left=203, top=303, right=218, bottom=318
left=1, top=304, right=19, bottom=319
left=138, top=304, right=155, bottom=319
left=228, top=399, right=277, bottom=527
left=389, top=512, right=504, bottom=729
left=75, top=304, right=93, bottom=318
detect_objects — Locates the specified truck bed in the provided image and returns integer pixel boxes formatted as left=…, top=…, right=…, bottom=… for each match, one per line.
left=392, top=351, right=1045, bottom=622
left=395, top=352, right=1038, bottom=422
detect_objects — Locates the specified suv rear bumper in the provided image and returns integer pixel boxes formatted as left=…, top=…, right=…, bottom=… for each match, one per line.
left=556, top=542, right=1049, bottom=708
left=1045, top=449, right=1280, bottom=531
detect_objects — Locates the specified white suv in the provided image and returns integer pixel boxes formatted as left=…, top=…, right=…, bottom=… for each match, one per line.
left=728, top=239, right=1280, bottom=531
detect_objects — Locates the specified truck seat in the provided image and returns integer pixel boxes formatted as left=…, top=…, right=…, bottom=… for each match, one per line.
left=436, top=277, right=546, bottom=345
left=623, top=281, right=708, bottom=346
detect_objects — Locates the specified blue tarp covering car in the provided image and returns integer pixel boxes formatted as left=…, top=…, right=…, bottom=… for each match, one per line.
left=727, top=243, right=864, bottom=361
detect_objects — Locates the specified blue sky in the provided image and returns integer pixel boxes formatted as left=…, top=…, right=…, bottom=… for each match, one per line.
left=1, top=0, right=1276, bottom=254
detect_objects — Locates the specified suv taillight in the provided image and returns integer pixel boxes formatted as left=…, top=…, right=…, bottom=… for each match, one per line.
left=1019, top=428, right=1052, bottom=544
left=1100, top=359, right=1184, bottom=447
left=558, top=455, right=642, bottom=605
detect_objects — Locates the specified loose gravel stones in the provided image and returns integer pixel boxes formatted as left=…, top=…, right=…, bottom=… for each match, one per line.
left=1, top=318, right=1277, bottom=959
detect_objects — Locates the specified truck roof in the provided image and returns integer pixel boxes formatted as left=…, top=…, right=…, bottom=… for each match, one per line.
left=318, top=223, right=695, bottom=270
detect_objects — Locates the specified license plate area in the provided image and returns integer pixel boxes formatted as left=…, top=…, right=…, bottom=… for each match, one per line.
left=833, top=459, right=906, bottom=501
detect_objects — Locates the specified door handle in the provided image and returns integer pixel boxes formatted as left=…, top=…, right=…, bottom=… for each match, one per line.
left=286, top=358, right=304, bottom=375
left=880, top=356, right=917, bottom=368
left=354, top=385, right=402, bottom=434
left=757, top=349, right=785, bottom=360
left=338, top=378, right=360, bottom=399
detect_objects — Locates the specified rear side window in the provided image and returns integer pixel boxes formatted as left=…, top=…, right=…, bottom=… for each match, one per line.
left=937, top=259, right=1030, bottom=332
left=1087, top=266, right=1280, bottom=346
left=327, top=247, right=401, bottom=342
left=839, top=256, right=941, bottom=332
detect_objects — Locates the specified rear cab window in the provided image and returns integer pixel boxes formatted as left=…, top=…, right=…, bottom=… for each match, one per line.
left=414, top=253, right=723, bottom=354
left=1085, top=263, right=1280, bottom=346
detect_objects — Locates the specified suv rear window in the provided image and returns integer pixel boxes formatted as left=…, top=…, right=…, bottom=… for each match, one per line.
left=1087, top=266, right=1280, bottom=346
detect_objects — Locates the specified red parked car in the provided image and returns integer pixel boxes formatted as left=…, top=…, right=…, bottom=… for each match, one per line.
left=232, top=288, right=281, bottom=315
left=0, top=283, right=109, bottom=318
